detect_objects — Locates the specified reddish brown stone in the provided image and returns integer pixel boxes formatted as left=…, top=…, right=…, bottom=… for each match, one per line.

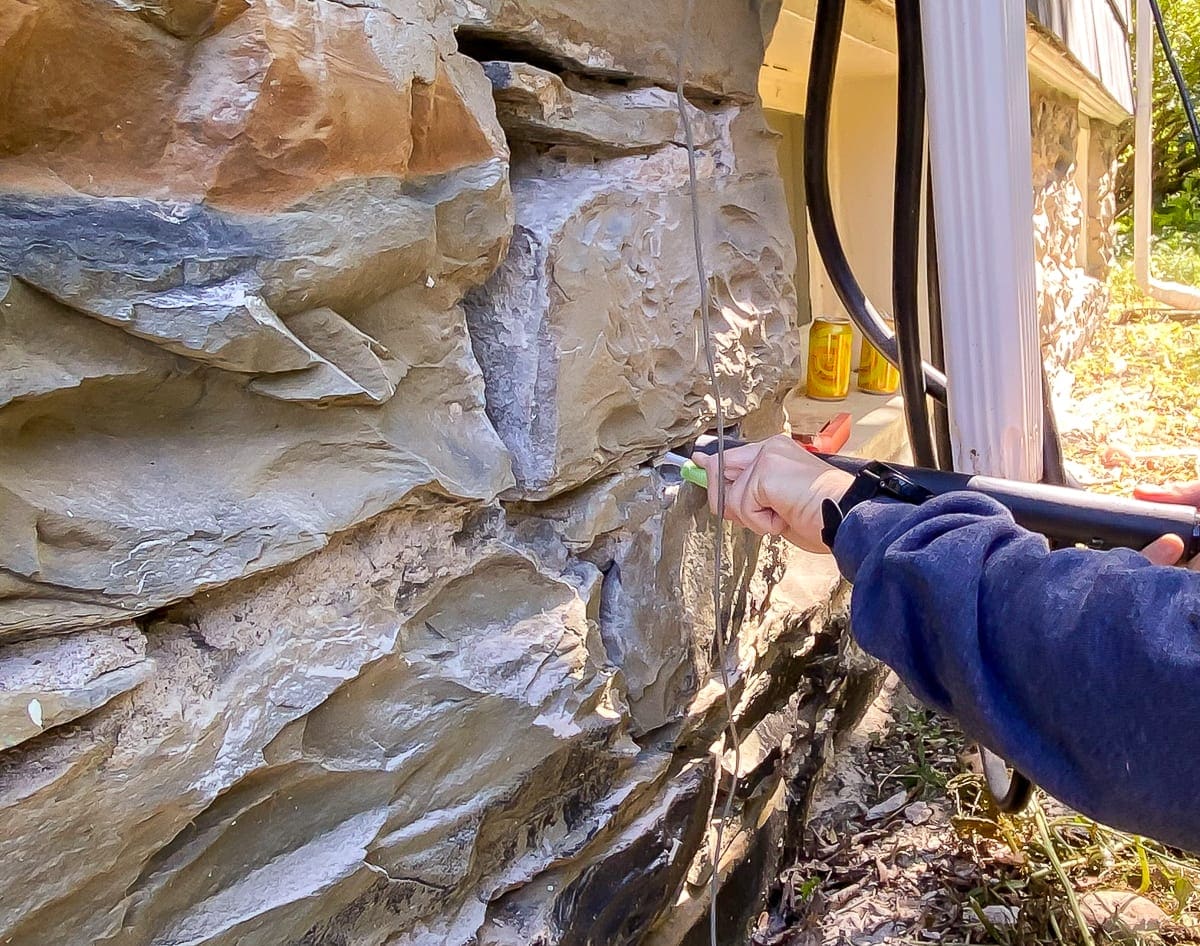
left=0, top=0, right=502, bottom=211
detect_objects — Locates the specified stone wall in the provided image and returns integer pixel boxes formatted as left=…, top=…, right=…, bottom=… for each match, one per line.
left=1030, top=81, right=1123, bottom=370
left=0, top=2, right=868, bottom=944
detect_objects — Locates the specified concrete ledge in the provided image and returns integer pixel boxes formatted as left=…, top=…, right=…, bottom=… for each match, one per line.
left=785, top=387, right=910, bottom=462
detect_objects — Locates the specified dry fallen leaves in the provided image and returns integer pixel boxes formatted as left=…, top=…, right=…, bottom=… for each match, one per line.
left=1059, top=314, right=1200, bottom=493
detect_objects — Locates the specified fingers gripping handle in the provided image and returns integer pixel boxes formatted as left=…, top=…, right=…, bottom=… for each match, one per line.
left=679, top=441, right=1200, bottom=558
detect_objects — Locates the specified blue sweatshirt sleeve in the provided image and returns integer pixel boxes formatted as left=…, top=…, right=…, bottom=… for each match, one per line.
left=832, top=492, right=1200, bottom=851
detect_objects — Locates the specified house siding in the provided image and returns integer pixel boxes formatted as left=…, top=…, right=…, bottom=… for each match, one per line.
left=1027, top=0, right=1135, bottom=113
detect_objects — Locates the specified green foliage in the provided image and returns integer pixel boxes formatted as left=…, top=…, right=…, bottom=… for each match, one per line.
left=1152, top=228, right=1200, bottom=284
left=1107, top=255, right=1147, bottom=309
left=1115, top=0, right=1200, bottom=233
left=1154, top=174, right=1200, bottom=231
left=1108, top=233, right=1200, bottom=308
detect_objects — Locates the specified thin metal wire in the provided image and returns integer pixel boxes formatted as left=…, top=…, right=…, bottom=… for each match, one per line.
left=675, top=3, right=741, bottom=944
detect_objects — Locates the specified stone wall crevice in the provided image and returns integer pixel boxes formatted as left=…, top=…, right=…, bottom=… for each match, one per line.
left=463, top=105, right=800, bottom=498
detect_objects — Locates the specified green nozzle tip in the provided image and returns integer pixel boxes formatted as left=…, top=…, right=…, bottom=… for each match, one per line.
left=680, top=460, right=708, bottom=489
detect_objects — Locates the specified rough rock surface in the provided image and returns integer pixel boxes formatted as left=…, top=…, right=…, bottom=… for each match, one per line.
left=466, top=106, right=798, bottom=496
left=0, top=480, right=864, bottom=946
left=484, top=62, right=713, bottom=153
left=452, top=0, right=772, bottom=101
left=0, top=0, right=515, bottom=635
left=1030, top=82, right=1122, bottom=371
left=0, top=0, right=846, bottom=943
left=0, top=624, right=152, bottom=750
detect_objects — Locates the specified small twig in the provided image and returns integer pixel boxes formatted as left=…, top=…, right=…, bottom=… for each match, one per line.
left=997, top=819, right=1026, bottom=860
left=968, top=897, right=1006, bottom=944
left=1033, top=800, right=1095, bottom=946
left=1135, top=835, right=1152, bottom=894
left=1047, top=910, right=1067, bottom=946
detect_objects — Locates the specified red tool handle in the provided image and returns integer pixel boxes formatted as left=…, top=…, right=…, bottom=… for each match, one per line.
left=794, top=412, right=852, bottom=454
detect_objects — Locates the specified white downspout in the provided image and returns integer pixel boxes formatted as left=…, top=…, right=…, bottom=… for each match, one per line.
left=1134, top=0, right=1200, bottom=309
left=921, top=1, right=1043, bottom=480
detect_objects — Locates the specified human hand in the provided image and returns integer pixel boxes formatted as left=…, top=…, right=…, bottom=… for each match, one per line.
left=1136, top=481, right=1200, bottom=570
left=689, top=434, right=854, bottom=553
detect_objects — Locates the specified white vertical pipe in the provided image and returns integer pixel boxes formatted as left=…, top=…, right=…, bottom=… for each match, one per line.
left=1133, top=0, right=1200, bottom=308
left=1134, top=0, right=1154, bottom=290
left=921, top=1, right=1044, bottom=479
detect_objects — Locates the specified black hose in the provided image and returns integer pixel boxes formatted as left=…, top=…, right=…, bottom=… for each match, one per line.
left=804, top=0, right=948, bottom=404
left=1040, top=364, right=1072, bottom=487
left=893, top=0, right=936, bottom=468
left=983, top=753, right=1035, bottom=814
left=925, top=167, right=955, bottom=471
left=1148, top=0, right=1200, bottom=161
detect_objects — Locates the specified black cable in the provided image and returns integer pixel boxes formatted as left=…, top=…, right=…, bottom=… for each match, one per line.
left=1103, top=0, right=1130, bottom=29
left=804, top=0, right=948, bottom=404
left=1040, top=364, right=1071, bottom=487
left=893, top=0, right=936, bottom=468
left=982, top=753, right=1036, bottom=814
left=1148, top=0, right=1200, bottom=161
left=925, top=166, right=955, bottom=471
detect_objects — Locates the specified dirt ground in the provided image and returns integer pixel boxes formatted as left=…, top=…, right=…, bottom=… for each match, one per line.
left=1056, top=311, right=1200, bottom=494
left=754, top=311, right=1200, bottom=946
left=755, top=675, right=1200, bottom=945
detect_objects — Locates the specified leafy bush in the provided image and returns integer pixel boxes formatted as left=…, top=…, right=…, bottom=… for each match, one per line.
left=1108, top=232, right=1200, bottom=309
left=1153, top=229, right=1200, bottom=284
left=1115, top=0, right=1200, bottom=232
left=1153, top=176, right=1200, bottom=233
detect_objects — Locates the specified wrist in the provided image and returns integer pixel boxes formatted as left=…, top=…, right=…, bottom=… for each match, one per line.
left=816, top=468, right=855, bottom=505
left=819, top=461, right=933, bottom=549
left=779, top=468, right=855, bottom=553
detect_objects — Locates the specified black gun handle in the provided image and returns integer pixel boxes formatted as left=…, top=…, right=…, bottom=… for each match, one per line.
left=814, top=453, right=1200, bottom=558
left=965, top=475, right=1200, bottom=558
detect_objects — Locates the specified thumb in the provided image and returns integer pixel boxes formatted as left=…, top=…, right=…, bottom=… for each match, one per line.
left=1141, top=534, right=1186, bottom=566
left=689, top=452, right=713, bottom=475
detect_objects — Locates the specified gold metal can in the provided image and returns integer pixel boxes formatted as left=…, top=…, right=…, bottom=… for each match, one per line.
left=806, top=315, right=853, bottom=401
left=857, top=322, right=900, bottom=395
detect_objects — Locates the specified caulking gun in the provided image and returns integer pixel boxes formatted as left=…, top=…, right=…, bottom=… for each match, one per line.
left=662, top=438, right=1200, bottom=559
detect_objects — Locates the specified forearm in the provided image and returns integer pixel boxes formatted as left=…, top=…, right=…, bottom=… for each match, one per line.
left=833, top=493, right=1200, bottom=850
